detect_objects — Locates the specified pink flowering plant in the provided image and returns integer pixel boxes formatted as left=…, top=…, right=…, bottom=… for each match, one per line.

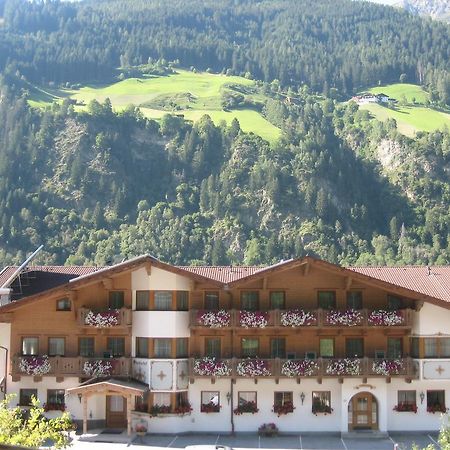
left=239, top=310, right=269, bottom=328
left=368, top=310, right=404, bottom=326
left=197, top=310, right=231, bottom=328
left=193, top=357, right=232, bottom=376
left=281, top=359, right=319, bottom=377
left=326, top=309, right=363, bottom=326
left=83, top=359, right=113, bottom=377
left=237, top=358, right=271, bottom=377
left=280, top=309, right=317, bottom=327
left=85, top=310, right=119, bottom=327
left=372, top=359, right=403, bottom=376
left=326, top=358, right=361, bottom=376
left=19, top=355, right=51, bottom=375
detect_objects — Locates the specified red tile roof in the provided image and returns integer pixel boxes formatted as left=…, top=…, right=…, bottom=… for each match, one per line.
left=349, top=266, right=450, bottom=304
left=177, top=265, right=265, bottom=284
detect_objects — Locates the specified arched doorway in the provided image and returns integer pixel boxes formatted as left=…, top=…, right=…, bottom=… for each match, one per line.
left=348, top=392, right=378, bottom=431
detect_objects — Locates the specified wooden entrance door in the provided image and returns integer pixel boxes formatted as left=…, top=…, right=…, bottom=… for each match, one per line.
left=106, top=395, right=127, bottom=429
left=348, top=392, right=377, bottom=430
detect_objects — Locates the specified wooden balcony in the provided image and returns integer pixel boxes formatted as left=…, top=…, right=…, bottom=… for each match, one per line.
left=188, top=357, right=418, bottom=381
left=189, top=308, right=413, bottom=329
left=78, top=307, right=132, bottom=328
left=11, top=355, right=131, bottom=381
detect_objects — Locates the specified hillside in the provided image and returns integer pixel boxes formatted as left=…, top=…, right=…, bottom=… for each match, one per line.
left=28, top=70, right=281, bottom=143
left=362, top=0, right=450, bottom=21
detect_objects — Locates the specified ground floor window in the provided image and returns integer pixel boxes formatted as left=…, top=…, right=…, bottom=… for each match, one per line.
left=45, top=389, right=65, bottom=411
left=151, top=392, right=171, bottom=414
left=273, top=391, right=294, bottom=415
left=201, top=391, right=220, bottom=413
left=135, top=392, right=149, bottom=412
left=312, top=391, right=332, bottom=414
left=235, top=391, right=258, bottom=414
left=19, top=389, right=37, bottom=406
left=175, top=392, right=191, bottom=414
left=395, top=390, right=417, bottom=412
left=427, top=390, right=446, bottom=413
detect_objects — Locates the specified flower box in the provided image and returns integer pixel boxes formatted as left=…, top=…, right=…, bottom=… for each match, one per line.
left=326, top=358, right=360, bottom=376
left=84, top=310, right=120, bottom=328
left=372, top=359, right=403, bottom=376
left=258, top=423, right=278, bottom=437
left=273, top=401, right=295, bottom=416
left=201, top=403, right=220, bottom=413
left=427, top=404, right=447, bottom=414
left=368, top=310, right=404, bottom=326
left=19, top=356, right=51, bottom=376
left=281, top=359, right=318, bottom=377
left=393, top=403, right=417, bottom=413
left=197, top=310, right=231, bottom=328
left=233, top=401, right=259, bottom=415
left=43, top=402, right=66, bottom=412
left=150, top=405, right=171, bottom=416
left=312, top=404, right=333, bottom=415
left=280, top=309, right=317, bottom=327
left=236, top=359, right=271, bottom=377
left=174, top=403, right=192, bottom=415
left=193, top=357, right=231, bottom=377
left=239, top=310, right=269, bottom=328
left=83, top=359, right=113, bottom=377
left=326, top=309, right=363, bottom=327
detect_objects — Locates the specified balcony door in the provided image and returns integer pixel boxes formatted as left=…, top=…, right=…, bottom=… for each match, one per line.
left=348, top=392, right=378, bottom=431
left=106, top=395, right=127, bottom=429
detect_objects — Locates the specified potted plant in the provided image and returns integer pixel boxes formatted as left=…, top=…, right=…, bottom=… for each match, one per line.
left=135, top=424, right=147, bottom=436
left=258, top=423, right=278, bottom=437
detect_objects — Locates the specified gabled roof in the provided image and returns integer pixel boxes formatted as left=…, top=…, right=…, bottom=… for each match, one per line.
left=178, top=265, right=266, bottom=284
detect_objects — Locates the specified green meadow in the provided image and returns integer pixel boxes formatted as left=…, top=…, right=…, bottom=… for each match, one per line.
left=28, top=70, right=281, bottom=143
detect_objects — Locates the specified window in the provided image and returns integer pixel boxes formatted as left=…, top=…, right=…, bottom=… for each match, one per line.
left=136, top=291, right=150, bottom=310
left=204, top=292, right=219, bottom=310
left=107, top=337, right=125, bottom=357
left=48, top=338, right=65, bottom=357
left=273, top=392, right=294, bottom=414
left=153, top=392, right=171, bottom=407
left=318, top=291, right=336, bottom=309
left=319, top=338, right=334, bottom=358
left=47, top=389, right=65, bottom=407
left=136, top=337, right=149, bottom=358
left=176, top=391, right=189, bottom=409
left=205, top=338, right=221, bottom=358
left=201, top=391, right=220, bottom=412
left=154, top=291, right=172, bottom=310
left=135, top=392, right=149, bottom=412
left=312, top=391, right=331, bottom=414
left=410, top=337, right=419, bottom=358
left=387, top=295, right=403, bottom=310
left=270, top=338, right=286, bottom=358
left=241, top=291, right=259, bottom=311
left=154, top=338, right=172, bottom=358
left=176, top=338, right=188, bottom=358
left=22, top=337, right=38, bottom=356
left=387, top=337, right=403, bottom=358
left=20, top=389, right=37, bottom=406
left=397, top=390, right=416, bottom=410
left=423, top=338, right=450, bottom=358
left=424, top=338, right=438, bottom=358
left=347, top=291, right=362, bottom=309
left=176, top=291, right=189, bottom=311
left=109, top=291, right=124, bottom=309
left=346, top=338, right=363, bottom=358
left=441, top=338, right=450, bottom=357
left=241, top=338, right=259, bottom=357
left=237, top=391, right=257, bottom=412
left=427, top=390, right=445, bottom=412
left=270, top=291, right=285, bottom=310
left=79, top=337, right=94, bottom=357
left=56, top=298, right=71, bottom=311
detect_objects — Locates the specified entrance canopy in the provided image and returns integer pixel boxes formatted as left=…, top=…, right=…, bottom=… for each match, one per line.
left=67, top=377, right=148, bottom=435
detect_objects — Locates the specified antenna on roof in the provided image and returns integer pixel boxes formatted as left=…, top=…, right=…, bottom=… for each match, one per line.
left=1, top=245, right=44, bottom=288
left=427, top=266, right=431, bottom=276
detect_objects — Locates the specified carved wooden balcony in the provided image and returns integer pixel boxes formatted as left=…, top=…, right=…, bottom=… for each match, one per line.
left=78, top=307, right=132, bottom=328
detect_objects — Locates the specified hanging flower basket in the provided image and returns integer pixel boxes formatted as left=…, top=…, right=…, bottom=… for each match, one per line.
left=197, top=310, right=231, bottom=328
left=281, top=359, right=318, bottom=377
left=233, top=401, right=259, bottom=415
left=326, top=309, right=363, bottom=327
left=272, top=401, right=295, bottom=416
left=239, top=310, right=269, bottom=328
left=84, top=310, right=120, bottom=328
left=236, top=359, right=271, bottom=377
left=368, top=310, right=403, bottom=326
left=372, top=359, right=403, bottom=376
left=280, top=309, right=317, bottom=327
left=83, top=359, right=113, bottom=377
left=326, top=358, right=360, bottom=376
left=193, top=357, right=232, bottom=376
left=19, top=356, right=51, bottom=376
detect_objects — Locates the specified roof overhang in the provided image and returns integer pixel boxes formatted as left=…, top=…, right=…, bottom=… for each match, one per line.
left=66, top=378, right=148, bottom=397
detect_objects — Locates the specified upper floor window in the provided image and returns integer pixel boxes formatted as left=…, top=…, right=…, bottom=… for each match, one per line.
left=177, top=291, right=189, bottom=311
left=48, top=337, right=65, bottom=357
left=347, top=291, right=362, bottom=310
left=22, top=337, right=38, bottom=356
left=318, top=291, right=336, bottom=310
left=79, top=337, right=94, bottom=357
left=136, top=337, right=149, bottom=358
left=387, top=337, right=403, bottom=358
left=205, top=338, right=221, bottom=358
left=204, top=292, right=219, bottom=310
left=270, top=338, right=286, bottom=358
left=154, top=291, right=172, bottom=310
left=154, top=338, right=172, bottom=358
left=387, top=295, right=403, bottom=310
left=176, top=338, right=188, bottom=358
left=320, top=338, right=334, bottom=358
left=56, top=298, right=71, bottom=311
left=241, top=291, right=259, bottom=311
left=109, top=291, right=124, bottom=309
left=241, top=338, right=259, bottom=357
left=346, top=338, right=363, bottom=358
left=270, top=291, right=285, bottom=310
left=423, top=338, right=450, bottom=358
left=154, top=392, right=171, bottom=408
left=107, top=337, right=125, bottom=357
left=136, top=291, right=150, bottom=310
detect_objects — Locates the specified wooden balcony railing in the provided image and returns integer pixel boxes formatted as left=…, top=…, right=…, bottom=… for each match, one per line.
left=188, top=357, right=418, bottom=379
left=189, top=308, right=413, bottom=329
left=78, top=307, right=132, bottom=328
left=11, top=355, right=131, bottom=379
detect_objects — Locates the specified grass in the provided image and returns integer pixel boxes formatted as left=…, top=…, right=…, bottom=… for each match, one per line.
left=28, top=70, right=281, bottom=143
left=358, top=83, right=450, bottom=137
